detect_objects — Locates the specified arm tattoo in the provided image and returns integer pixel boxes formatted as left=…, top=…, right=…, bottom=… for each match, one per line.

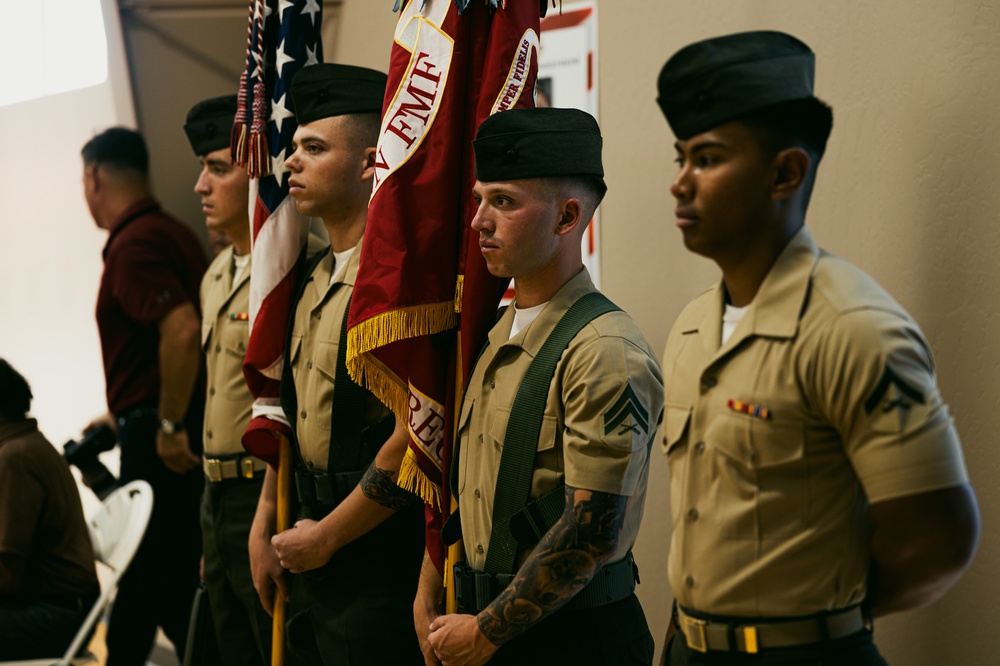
left=477, top=486, right=628, bottom=646
left=360, top=464, right=417, bottom=511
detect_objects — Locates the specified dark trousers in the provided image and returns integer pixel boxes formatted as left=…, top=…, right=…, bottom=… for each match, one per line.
left=285, top=501, right=425, bottom=666
left=201, top=474, right=272, bottom=666
left=0, top=594, right=95, bottom=660
left=106, top=407, right=203, bottom=666
left=487, top=592, right=654, bottom=665
left=666, top=629, right=889, bottom=665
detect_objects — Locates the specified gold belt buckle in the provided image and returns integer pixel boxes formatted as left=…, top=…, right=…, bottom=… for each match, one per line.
left=205, top=459, right=223, bottom=483
left=682, top=616, right=708, bottom=653
left=241, top=457, right=256, bottom=479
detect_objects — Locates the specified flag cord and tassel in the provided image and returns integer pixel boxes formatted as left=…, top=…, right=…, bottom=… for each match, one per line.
left=247, top=0, right=270, bottom=178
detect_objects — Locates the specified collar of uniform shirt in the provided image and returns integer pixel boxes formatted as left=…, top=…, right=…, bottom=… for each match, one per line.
left=329, top=246, right=355, bottom=286
left=510, top=301, right=548, bottom=339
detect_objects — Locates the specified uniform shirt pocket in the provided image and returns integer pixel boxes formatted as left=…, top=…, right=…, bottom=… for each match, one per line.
left=312, top=340, right=339, bottom=432
left=488, top=407, right=558, bottom=453
left=456, top=397, right=475, bottom=495
left=662, top=404, right=691, bottom=524
left=221, top=321, right=250, bottom=399
left=709, top=412, right=807, bottom=540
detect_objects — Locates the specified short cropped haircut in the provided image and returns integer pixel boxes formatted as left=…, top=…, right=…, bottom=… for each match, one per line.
left=341, top=112, right=382, bottom=152
left=81, top=127, right=150, bottom=175
left=0, top=359, right=32, bottom=421
left=547, top=174, right=608, bottom=214
left=740, top=97, right=834, bottom=165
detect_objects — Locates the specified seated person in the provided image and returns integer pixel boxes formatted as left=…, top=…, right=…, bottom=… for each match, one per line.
left=0, top=358, right=100, bottom=660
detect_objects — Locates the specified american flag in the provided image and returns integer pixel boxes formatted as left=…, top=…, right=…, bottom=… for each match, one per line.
left=235, top=0, right=322, bottom=463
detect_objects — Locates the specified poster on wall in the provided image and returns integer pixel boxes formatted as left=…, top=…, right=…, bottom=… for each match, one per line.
left=540, top=1, right=600, bottom=287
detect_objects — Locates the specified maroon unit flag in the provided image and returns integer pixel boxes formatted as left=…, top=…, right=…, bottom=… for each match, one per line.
left=346, top=0, right=541, bottom=571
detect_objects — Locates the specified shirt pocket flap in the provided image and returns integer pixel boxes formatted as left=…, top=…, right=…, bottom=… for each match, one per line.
left=708, top=412, right=805, bottom=468
left=457, top=396, right=475, bottom=434
left=222, top=320, right=248, bottom=358
left=489, top=406, right=558, bottom=452
left=288, top=333, right=303, bottom=366
left=313, top=340, right=339, bottom=383
left=201, top=321, right=214, bottom=351
left=661, top=404, right=692, bottom=455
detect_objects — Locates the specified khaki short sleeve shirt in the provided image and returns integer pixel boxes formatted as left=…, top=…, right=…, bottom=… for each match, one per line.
left=662, top=226, right=969, bottom=617
left=200, top=246, right=256, bottom=457
left=458, top=269, right=664, bottom=570
left=289, top=238, right=388, bottom=470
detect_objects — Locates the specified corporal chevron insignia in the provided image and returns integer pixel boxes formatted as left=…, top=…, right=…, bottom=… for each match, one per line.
left=604, top=383, right=650, bottom=436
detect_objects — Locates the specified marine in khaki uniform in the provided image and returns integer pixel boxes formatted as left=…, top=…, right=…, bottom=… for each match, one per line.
left=247, top=63, right=425, bottom=665
left=419, top=108, right=663, bottom=666
left=183, top=95, right=272, bottom=665
left=655, top=31, right=980, bottom=664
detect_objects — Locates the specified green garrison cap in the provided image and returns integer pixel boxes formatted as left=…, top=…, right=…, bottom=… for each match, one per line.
left=184, top=95, right=237, bottom=156
left=657, top=31, right=816, bottom=139
left=473, top=107, right=604, bottom=182
left=290, top=63, right=387, bottom=125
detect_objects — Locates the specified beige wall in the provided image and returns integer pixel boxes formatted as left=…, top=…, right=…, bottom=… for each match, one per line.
left=339, top=1, right=1000, bottom=662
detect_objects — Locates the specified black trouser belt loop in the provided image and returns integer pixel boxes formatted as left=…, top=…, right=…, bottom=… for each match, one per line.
left=677, top=605, right=866, bottom=654
left=453, top=551, right=638, bottom=615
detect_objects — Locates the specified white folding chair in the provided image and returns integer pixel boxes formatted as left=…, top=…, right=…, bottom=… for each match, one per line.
left=0, top=480, right=154, bottom=666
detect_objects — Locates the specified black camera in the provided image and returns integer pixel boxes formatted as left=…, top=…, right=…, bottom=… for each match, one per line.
left=64, top=424, right=119, bottom=500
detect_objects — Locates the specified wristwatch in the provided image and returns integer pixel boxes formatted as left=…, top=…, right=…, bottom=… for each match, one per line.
left=159, top=418, right=186, bottom=435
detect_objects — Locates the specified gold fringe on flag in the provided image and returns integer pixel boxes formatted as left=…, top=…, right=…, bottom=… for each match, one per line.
left=346, top=301, right=456, bottom=419
left=397, top=447, right=442, bottom=509
left=347, top=352, right=410, bottom=425
left=347, top=301, right=457, bottom=361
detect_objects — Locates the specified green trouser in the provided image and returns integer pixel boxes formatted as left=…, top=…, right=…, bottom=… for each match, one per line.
left=286, top=501, right=426, bottom=666
left=200, top=475, right=273, bottom=666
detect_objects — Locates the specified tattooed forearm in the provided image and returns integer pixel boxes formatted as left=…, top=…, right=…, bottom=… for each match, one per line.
left=477, top=486, right=628, bottom=646
left=360, top=464, right=417, bottom=511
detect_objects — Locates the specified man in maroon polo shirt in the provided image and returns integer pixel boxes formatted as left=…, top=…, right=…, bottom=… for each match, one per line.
left=82, top=126, right=207, bottom=665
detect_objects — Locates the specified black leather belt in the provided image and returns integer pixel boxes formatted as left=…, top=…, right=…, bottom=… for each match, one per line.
left=677, top=605, right=866, bottom=654
left=453, top=551, right=638, bottom=615
left=294, top=467, right=364, bottom=508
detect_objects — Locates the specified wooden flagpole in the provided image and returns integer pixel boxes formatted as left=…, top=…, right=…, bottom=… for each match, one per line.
left=445, top=331, right=464, bottom=614
left=271, top=435, right=291, bottom=666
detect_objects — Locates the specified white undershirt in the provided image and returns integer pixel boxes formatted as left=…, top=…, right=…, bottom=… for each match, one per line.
left=330, top=247, right=355, bottom=285
left=232, top=252, right=250, bottom=286
left=509, top=302, right=547, bottom=339
left=722, top=303, right=749, bottom=345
